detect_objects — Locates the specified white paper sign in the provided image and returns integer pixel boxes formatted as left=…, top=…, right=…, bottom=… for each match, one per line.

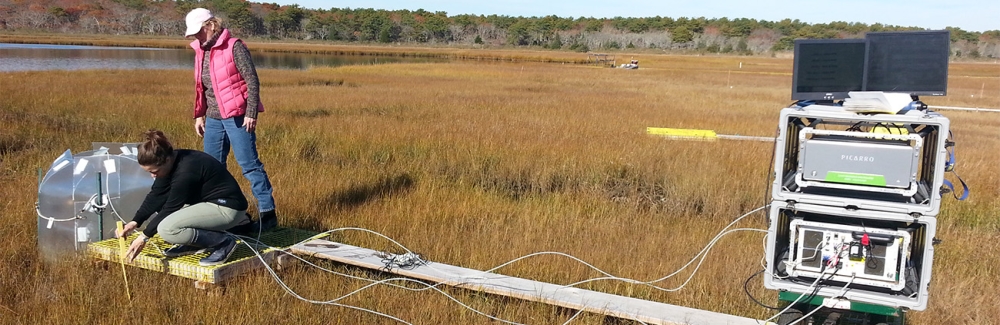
left=103, top=159, right=117, bottom=174
left=52, top=160, right=70, bottom=172
left=76, top=227, right=89, bottom=242
left=73, top=159, right=89, bottom=175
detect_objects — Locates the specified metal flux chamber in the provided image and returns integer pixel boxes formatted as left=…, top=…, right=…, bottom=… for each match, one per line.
left=36, top=144, right=151, bottom=262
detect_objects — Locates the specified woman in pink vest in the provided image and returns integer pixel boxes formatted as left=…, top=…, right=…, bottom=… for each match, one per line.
left=184, top=8, right=277, bottom=232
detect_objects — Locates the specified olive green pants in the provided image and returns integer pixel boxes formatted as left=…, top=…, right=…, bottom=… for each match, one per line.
left=156, top=202, right=247, bottom=245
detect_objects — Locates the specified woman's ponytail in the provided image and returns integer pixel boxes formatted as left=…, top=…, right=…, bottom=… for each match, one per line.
left=137, top=129, right=174, bottom=167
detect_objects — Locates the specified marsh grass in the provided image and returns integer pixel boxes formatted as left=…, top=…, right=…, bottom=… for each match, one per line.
left=2, top=46, right=999, bottom=324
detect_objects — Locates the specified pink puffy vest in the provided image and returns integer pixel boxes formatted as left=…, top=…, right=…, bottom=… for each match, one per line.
left=190, top=29, right=264, bottom=119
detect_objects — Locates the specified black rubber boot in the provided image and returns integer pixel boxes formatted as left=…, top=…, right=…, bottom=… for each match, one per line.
left=226, top=212, right=257, bottom=236
left=259, top=210, right=278, bottom=232
left=190, top=229, right=238, bottom=266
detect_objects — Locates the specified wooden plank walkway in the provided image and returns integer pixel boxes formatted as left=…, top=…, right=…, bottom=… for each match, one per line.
left=291, top=239, right=770, bottom=325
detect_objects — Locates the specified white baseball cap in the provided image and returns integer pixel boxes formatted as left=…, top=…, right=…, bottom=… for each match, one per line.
left=184, top=8, right=214, bottom=37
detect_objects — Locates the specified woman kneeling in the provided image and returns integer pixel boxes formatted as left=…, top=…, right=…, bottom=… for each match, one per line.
left=118, top=129, right=251, bottom=266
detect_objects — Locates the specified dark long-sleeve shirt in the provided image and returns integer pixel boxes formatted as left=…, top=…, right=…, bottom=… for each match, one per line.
left=131, top=149, right=249, bottom=237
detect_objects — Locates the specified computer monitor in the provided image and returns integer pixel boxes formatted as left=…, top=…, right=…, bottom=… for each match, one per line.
left=864, top=30, right=950, bottom=96
left=791, top=39, right=868, bottom=101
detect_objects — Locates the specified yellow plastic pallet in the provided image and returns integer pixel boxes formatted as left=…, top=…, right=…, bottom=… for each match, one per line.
left=88, top=227, right=322, bottom=285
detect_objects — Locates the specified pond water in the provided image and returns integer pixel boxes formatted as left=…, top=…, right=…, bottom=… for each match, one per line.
left=0, top=43, right=447, bottom=72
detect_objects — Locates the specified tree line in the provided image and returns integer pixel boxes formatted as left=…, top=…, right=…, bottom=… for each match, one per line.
left=2, top=0, right=999, bottom=58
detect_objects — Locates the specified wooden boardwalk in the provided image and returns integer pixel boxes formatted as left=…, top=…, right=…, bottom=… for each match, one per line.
left=292, top=239, right=769, bottom=325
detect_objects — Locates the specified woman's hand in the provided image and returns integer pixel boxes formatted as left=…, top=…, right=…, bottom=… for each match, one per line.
left=125, top=235, right=148, bottom=262
left=242, top=117, right=256, bottom=133
left=116, top=221, right=138, bottom=238
left=195, top=117, right=206, bottom=137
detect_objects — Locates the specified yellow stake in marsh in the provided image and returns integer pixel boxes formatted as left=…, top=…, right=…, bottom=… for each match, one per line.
left=646, top=127, right=776, bottom=142
left=646, top=127, right=719, bottom=140
left=116, top=221, right=132, bottom=301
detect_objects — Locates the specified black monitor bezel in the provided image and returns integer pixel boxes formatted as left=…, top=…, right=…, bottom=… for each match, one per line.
left=864, top=30, right=950, bottom=96
left=791, top=38, right=869, bottom=101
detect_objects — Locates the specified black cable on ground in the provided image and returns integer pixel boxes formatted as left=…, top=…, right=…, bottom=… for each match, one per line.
left=745, top=269, right=783, bottom=310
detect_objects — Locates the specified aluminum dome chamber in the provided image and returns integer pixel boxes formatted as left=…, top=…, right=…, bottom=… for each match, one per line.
left=36, top=145, right=152, bottom=262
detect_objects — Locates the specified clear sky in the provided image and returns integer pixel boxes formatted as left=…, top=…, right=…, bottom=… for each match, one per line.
left=267, top=0, right=997, bottom=33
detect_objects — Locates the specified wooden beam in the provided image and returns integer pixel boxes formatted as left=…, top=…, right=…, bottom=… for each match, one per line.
left=928, top=105, right=1000, bottom=113
left=291, top=239, right=771, bottom=325
left=646, top=127, right=775, bottom=142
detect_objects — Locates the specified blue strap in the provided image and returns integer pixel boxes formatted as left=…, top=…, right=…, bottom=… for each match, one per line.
left=943, top=132, right=969, bottom=200
left=946, top=146, right=956, bottom=172
left=943, top=176, right=969, bottom=201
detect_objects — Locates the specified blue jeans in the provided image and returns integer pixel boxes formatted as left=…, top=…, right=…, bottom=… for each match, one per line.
left=203, top=116, right=276, bottom=213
